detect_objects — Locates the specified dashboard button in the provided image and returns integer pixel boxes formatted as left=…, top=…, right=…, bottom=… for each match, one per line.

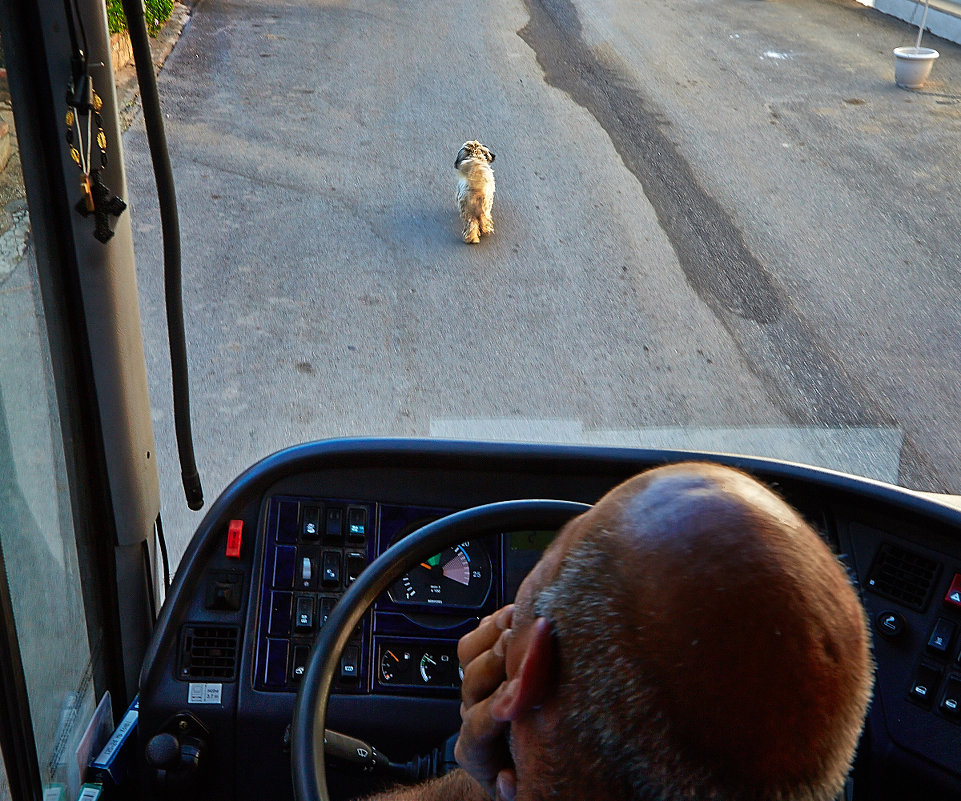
left=326, top=507, right=344, bottom=540
left=347, top=507, right=368, bottom=541
left=320, top=597, right=334, bottom=628
left=340, top=646, right=360, bottom=681
left=347, top=553, right=366, bottom=584
left=910, top=663, right=942, bottom=705
left=945, top=574, right=961, bottom=609
left=291, top=645, right=309, bottom=682
left=226, top=519, right=243, bottom=558
left=876, top=610, right=906, bottom=639
left=928, top=618, right=956, bottom=655
left=941, top=677, right=961, bottom=719
left=301, top=505, right=321, bottom=540
left=322, top=552, right=341, bottom=587
left=294, top=596, right=314, bottom=633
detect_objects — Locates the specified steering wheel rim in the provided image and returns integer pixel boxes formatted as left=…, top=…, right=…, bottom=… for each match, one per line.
left=291, top=499, right=591, bottom=801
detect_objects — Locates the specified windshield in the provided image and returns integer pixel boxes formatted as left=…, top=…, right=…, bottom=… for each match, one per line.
left=117, top=0, right=960, bottom=563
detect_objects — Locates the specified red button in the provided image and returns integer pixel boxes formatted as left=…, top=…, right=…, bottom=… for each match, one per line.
left=226, top=520, right=243, bottom=558
left=944, top=573, right=961, bottom=608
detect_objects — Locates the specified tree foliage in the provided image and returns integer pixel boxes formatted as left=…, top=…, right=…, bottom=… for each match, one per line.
left=105, top=0, right=175, bottom=37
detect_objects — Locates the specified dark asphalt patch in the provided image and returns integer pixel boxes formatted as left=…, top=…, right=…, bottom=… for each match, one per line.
left=519, top=0, right=783, bottom=326
left=517, top=0, right=945, bottom=489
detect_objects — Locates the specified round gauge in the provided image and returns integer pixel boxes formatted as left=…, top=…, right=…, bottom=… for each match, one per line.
left=387, top=541, right=493, bottom=609
left=419, top=653, right=436, bottom=683
left=381, top=650, right=399, bottom=682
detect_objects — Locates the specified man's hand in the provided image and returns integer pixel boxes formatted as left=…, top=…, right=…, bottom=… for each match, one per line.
left=455, top=605, right=517, bottom=801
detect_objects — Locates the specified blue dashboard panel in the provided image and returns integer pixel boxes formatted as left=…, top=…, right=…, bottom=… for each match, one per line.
left=253, top=496, right=503, bottom=697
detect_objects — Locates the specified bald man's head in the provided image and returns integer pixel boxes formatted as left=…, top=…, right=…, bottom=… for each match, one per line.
left=525, top=463, right=873, bottom=801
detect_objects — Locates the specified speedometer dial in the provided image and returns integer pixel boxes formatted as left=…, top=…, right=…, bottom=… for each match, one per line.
left=387, top=541, right=492, bottom=609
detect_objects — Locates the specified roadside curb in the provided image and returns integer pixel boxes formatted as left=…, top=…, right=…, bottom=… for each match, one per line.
left=115, top=0, right=193, bottom=131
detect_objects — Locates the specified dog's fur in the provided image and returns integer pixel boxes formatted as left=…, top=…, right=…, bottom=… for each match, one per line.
left=455, top=140, right=495, bottom=244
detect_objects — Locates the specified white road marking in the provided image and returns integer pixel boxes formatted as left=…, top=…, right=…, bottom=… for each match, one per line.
left=429, top=419, right=903, bottom=484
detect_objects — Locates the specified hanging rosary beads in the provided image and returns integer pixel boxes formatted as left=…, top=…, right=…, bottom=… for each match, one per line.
left=65, top=75, right=126, bottom=243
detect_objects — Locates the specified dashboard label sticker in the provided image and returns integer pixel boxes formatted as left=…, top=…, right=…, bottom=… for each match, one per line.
left=188, top=683, right=223, bottom=704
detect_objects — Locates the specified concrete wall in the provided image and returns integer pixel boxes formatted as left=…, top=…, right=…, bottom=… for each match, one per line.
left=857, top=0, right=961, bottom=46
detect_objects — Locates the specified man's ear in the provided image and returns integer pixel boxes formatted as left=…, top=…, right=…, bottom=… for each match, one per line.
left=490, top=617, right=554, bottom=722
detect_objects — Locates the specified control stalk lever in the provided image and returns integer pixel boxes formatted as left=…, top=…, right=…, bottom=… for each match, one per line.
left=323, top=729, right=390, bottom=773
left=319, top=729, right=458, bottom=782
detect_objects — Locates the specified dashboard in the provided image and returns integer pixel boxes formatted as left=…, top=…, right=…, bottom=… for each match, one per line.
left=137, top=439, right=961, bottom=801
left=252, top=494, right=535, bottom=697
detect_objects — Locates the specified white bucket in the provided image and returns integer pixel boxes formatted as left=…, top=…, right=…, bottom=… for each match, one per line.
left=893, top=46, right=939, bottom=89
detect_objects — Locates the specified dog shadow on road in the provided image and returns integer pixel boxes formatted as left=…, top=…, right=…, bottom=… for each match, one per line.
left=385, top=205, right=501, bottom=257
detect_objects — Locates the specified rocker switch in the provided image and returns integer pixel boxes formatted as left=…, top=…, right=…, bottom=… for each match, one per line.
left=295, top=596, right=314, bottom=633
left=910, top=663, right=942, bottom=705
left=322, top=552, right=341, bottom=587
left=326, top=508, right=344, bottom=540
left=928, top=618, right=956, bottom=655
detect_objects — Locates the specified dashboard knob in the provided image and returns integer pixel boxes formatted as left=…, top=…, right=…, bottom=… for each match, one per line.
left=145, top=732, right=181, bottom=770
left=145, top=730, right=206, bottom=796
left=876, top=610, right=907, bottom=639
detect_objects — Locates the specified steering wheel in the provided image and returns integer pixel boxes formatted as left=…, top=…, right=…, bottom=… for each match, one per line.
left=291, top=499, right=591, bottom=801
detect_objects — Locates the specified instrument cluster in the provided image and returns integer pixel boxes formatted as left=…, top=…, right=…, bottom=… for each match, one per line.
left=253, top=495, right=527, bottom=696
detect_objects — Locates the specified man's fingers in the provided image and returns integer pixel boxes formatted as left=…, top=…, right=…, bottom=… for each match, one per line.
left=495, top=770, right=517, bottom=801
left=460, top=628, right=511, bottom=707
left=455, top=605, right=516, bottom=798
left=459, top=691, right=508, bottom=745
left=459, top=605, right=514, bottom=666
left=455, top=695, right=511, bottom=791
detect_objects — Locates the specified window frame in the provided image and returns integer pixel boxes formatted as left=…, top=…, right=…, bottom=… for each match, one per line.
left=0, top=0, right=161, bottom=794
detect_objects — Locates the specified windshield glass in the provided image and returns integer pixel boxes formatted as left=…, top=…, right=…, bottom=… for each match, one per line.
left=119, top=0, right=961, bottom=563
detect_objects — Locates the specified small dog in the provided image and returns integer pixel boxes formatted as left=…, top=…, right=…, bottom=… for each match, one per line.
left=455, top=140, right=495, bottom=244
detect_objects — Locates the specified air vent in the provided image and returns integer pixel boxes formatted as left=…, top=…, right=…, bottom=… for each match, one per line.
left=178, top=625, right=239, bottom=681
left=866, top=543, right=941, bottom=612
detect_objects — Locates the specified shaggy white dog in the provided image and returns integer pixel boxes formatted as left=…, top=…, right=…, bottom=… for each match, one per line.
left=455, top=141, right=495, bottom=244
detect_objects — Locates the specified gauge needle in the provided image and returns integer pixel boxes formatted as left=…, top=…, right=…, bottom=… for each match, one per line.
left=420, top=562, right=433, bottom=570
left=385, top=650, right=399, bottom=662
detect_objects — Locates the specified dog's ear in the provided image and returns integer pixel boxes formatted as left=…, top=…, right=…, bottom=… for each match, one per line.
left=455, top=147, right=466, bottom=169
left=487, top=150, right=496, bottom=163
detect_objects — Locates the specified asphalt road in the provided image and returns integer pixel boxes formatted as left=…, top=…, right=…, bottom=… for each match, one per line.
left=123, top=0, right=961, bottom=560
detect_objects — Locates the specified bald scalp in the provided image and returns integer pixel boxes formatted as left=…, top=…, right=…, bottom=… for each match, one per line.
left=535, top=463, right=873, bottom=801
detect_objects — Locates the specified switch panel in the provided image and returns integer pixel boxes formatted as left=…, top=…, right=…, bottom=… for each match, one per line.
left=257, top=496, right=374, bottom=693
left=255, top=495, right=493, bottom=698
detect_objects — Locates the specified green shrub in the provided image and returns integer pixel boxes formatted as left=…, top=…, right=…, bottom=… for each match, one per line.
left=105, top=0, right=174, bottom=37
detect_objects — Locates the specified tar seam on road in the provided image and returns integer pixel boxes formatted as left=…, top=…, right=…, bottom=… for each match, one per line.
left=517, top=0, right=945, bottom=490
